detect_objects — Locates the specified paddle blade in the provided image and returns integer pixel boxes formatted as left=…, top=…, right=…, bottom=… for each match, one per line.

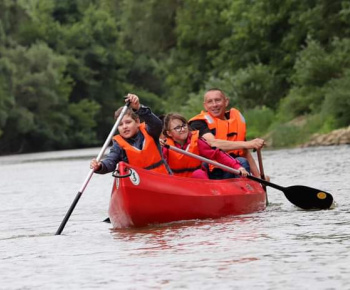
left=283, top=185, right=334, bottom=210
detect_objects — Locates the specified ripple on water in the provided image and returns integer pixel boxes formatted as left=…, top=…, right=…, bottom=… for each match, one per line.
left=0, top=145, right=350, bottom=289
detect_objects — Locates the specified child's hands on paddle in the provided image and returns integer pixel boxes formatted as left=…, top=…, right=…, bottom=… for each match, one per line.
left=90, top=158, right=102, bottom=171
left=159, top=138, right=167, bottom=146
left=239, top=167, right=248, bottom=177
left=125, top=93, right=140, bottom=110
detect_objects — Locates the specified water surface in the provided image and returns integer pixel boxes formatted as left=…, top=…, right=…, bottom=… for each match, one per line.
left=0, top=145, right=349, bottom=289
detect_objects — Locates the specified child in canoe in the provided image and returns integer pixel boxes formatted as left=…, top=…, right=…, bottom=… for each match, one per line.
left=90, top=94, right=170, bottom=174
left=161, top=113, right=248, bottom=179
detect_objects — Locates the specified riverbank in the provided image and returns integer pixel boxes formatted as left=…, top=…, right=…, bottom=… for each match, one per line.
left=300, top=126, right=350, bottom=147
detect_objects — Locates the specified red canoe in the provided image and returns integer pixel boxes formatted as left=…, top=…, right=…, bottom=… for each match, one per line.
left=108, top=162, right=267, bottom=228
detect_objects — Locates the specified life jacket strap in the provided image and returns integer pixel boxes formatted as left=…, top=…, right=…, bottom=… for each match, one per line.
left=144, top=159, right=166, bottom=170
left=170, top=165, right=202, bottom=174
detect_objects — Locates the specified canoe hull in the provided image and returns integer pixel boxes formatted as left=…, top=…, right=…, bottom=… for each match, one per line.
left=108, top=162, right=266, bottom=228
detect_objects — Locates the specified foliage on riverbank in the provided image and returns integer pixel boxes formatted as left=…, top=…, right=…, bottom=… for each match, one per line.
left=1, top=0, right=350, bottom=154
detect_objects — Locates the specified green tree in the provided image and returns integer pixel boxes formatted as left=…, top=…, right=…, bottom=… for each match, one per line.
left=56, top=4, right=134, bottom=140
left=321, top=69, right=350, bottom=127
left=68, top=99, right=101, bottom=147
left=162, top=0, right=230, bottom=110
left=279, top=37, right=350, bottom=122
left=119, top=0, right=179, bottom=106
left=0, top=42, right=72, bottom=152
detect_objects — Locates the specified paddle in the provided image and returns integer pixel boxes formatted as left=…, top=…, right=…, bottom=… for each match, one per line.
left=164, top=144, right=334, bottom=210
left=256, top=149, right=268, bottom=205
left=256, top=149, right=267, bottom=191
left=55, top=101, right=130, bottom=235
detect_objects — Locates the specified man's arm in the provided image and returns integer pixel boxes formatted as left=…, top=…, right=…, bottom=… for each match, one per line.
left=191, top=119, right=264, bottom=177
left=202, top=132, right=265, bottom=151
left=190, top=120, right=265, bottom=151
left=202, top=132, right=262, bottom=177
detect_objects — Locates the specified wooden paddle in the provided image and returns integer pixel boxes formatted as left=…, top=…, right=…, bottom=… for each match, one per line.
left=256, top=149, right=267, bottom=191
left=256, top=149, right=268, bottom=205
left=164, top=144, right=334, bottom=210
left=55, top=101, right=130, bottom=235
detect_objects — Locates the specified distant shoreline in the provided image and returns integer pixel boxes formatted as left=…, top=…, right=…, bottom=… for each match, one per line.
left=1, top=127, right=349, bottom=157
left=300, top=126, right=350, bottom=147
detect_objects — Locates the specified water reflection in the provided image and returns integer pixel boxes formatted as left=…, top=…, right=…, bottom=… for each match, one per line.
left=110, top=214, right=265, bottom=260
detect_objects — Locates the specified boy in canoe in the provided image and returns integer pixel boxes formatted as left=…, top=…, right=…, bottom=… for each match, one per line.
left=162, top=113, right=248, bottom=179
left=90, top=94, right=170, bottom=174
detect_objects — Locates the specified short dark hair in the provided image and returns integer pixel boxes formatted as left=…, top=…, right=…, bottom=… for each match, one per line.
left=114, top=107, right=139, bottom=121
left=204, top=88, right=227, bottom=101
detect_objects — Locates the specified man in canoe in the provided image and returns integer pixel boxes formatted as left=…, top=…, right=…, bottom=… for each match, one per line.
left=189, top=88, right=265, bottom=179
left=90, top=94, right=170, bottom=174
left=162, top=113, right=248, bottom=179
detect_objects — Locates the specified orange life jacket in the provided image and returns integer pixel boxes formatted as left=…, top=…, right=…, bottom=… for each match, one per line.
left=113, top=123, right=168, bottom=174
left=165, top=131, right=202, bottom=178
left=189, top=108, right=246, bottom=157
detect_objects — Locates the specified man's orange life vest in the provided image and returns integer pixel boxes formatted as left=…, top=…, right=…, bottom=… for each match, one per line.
left=189, top=108, right=246, bottom=157
left=113, top=123, right=168, bottom=174
left=165, top=131, right=202, bottom=178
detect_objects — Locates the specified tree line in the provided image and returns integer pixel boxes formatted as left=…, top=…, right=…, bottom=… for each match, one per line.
left=1, top=0, right=349, bottom=154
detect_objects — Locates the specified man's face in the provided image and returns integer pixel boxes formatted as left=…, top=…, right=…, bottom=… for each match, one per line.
left=203, top=90, right=229, bottom=119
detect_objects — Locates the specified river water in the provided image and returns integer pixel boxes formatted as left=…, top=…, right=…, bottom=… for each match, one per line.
left=0, top=145, right=349, bottom=290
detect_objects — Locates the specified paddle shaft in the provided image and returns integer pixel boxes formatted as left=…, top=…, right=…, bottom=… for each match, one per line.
left=257, top=149, right=267, bottom=191
left=166, top=145, right=334, bottom=210
left=256, top=149, right=269, bottom=206
left=165, top=145, right=286, bottom=191
left=55, top=102, right=130, bottom=235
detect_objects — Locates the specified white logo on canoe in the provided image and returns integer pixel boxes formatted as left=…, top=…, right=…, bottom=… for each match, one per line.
left=129, top=169, right=140, bottom=185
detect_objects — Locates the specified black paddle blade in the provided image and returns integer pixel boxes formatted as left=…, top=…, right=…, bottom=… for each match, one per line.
left=283, top=185, right=334, bottom=210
